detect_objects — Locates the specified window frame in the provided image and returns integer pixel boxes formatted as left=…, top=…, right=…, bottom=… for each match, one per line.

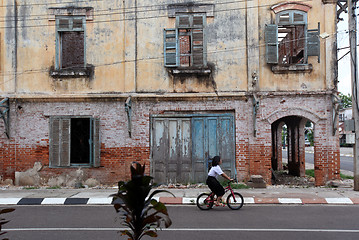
left=55, top=16, right=86, bottom=70
left=265, top=9, right=320, bottom=68
left=164, top=13, right=207, bottom=68
left=49, top=116, right=100, bottom=168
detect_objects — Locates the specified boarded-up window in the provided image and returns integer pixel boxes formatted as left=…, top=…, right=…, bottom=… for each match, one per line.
left=164, top=13, right=206, bottom=67
left=61, top=32, right=84, bottom=69
left=49, top=117, right=100, bottom=167
left=56, top=16, right=85, bottom=69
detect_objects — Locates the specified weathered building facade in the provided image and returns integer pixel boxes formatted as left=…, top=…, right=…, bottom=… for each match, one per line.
left=0, top=0, right=340, bottom=186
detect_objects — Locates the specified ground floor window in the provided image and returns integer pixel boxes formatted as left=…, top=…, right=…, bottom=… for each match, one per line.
left=49, top=116, right=100, bottom=167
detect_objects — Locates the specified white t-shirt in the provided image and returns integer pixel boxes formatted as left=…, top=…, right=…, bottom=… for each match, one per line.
left=208, top=165, right=224, bottom=179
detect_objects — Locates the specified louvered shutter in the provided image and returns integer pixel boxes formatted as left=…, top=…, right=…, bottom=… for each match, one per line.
left=307, top=23, right=320, bottom=63
left=50, top=117, right=61, bottom=167
left=265, top=24, right=279, bottom=64
left=92, top=118, right=101, bottom=167
left=49, top=117, right=71, bottom=167
left=192, top=15, right=206, bottom=67
left=164, top=29, right=178, bottom=67
left=59, top=118, right=71, bottom=167
left=177, top=15, right=191, bottom=28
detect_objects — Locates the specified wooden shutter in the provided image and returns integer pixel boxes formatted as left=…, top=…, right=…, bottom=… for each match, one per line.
left=265, top=24, right=279, bottom=64
left=49, top=118, right=60, bottom=167
left=49, top=117, right=70, bottom=167
left=59, top=118, right=71, bottom=167
left=92, top=118, right=101, bottom=167
left=192, top=28, right=205, bottom=67
left=307, top=23, right=320, bottom=63
left=164, top=29, right=178, bottom=67
left=192, top=15, right=206, bottom=67
left=177, top=15, right=191, bottom=28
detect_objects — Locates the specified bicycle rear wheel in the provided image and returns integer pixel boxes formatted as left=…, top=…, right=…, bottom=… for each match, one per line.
left=196, top=193, right=214, bottom=210
left=227, top=192, right=244, bottom=210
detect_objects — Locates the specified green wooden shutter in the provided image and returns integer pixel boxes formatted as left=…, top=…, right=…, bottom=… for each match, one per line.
left=49, top=117, right=60, bottom=167
left=265, top=24, right=279, bottom=64
left=164, top=28, right=178, bottom=67
left=59, top=118, right=71, bottom=167
left=49, top=117, right=71, bottom=167
left=92, top=118, right=101, bottom=167
left=307, top=23, right=320, bottom=63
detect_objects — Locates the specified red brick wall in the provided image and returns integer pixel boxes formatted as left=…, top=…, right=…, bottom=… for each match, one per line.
left=0, top=94, right=340, bottom=186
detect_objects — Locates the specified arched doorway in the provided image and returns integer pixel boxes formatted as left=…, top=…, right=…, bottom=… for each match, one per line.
left=271, top=116, right=314, bottom=184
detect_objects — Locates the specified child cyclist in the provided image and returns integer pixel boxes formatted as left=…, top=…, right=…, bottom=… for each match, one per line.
left=206, top=156, right=233, bottom=206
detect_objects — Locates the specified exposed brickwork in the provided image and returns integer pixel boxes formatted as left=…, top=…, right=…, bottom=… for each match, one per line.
left=0, top=94, right=340, bottom=186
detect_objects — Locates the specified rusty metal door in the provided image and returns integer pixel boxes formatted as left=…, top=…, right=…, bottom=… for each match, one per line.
left=151, top=114, right=235, bottom=184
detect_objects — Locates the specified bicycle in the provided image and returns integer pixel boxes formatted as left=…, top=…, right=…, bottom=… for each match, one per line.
left=196, top=181, right=244, bottom=210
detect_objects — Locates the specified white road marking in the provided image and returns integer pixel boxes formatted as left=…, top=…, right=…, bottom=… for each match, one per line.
left=0, top=198, right=22, bottom=204
left=41, top=198, right=66, bottom=205
left=244, top=197, right=255, bottom=203
left=3, top=228, right=359, bottom=233
left=278, top=198, right=302, bottom=204
left=87, top=198, right=113, bottom=205
left=325, top=198, right=353, bottom=204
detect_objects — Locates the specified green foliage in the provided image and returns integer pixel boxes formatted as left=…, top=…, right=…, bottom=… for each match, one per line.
left=306, top=131, right=314, bottom=146
left=306, top=169, right=354, bottom=180
left=23, top=186, right=39, bottom=190
left=0, top=208, right=15, bottom=240
left=340, top=173, right=354, bottom=180
left=305, top=169, right=315, bottom=178
left=339, top=92, right=352, bottom=109
left=231, top=183, right=250, bottom=189
left=46, top=186, right=61, bottom=189
left=111, top=162, right=173, bottom=240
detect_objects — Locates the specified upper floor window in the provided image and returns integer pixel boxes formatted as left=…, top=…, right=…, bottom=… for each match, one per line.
left=265, top=10, right=320, bottom=67
left=164, top=13, right=206, bottom=68
left=55, top=16, right=86, bottom=70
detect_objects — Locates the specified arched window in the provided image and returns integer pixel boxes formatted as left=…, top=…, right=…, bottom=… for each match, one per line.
left=265, top=9, right=320, bottom=66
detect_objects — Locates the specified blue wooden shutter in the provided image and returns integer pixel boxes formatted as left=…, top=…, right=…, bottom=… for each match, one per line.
left=164, top=28, right=178, bottom=67
left=192, top=15, right=206, bottom=67
left=265, top=24, right=278, bottom=64
left=307, top=22, right=320, bottom=63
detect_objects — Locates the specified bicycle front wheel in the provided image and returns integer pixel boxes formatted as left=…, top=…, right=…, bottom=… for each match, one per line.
left=196, top=193, right=214, bottom=210
left=227, top=192, right=244, bottom=210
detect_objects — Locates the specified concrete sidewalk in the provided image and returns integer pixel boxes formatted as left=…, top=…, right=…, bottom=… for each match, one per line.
left=1, top=185, right=359, bottom=206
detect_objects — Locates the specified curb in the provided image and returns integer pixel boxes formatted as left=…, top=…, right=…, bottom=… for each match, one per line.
left=1, top=197, right=359, bottom=205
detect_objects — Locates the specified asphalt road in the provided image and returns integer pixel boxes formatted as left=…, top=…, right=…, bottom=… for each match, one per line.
left=283, top=150, right=353, bottom=172
left=2, top=205, right=359, bottom=240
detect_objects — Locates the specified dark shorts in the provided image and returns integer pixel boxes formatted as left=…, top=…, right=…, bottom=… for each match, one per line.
left=206, top=176, right=225, bottom=197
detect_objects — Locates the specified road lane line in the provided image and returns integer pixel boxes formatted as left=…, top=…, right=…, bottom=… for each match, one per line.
left=3, top=228, right=359, bottom=233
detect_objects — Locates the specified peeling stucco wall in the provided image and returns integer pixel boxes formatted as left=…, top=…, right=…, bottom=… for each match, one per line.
left=0, top=0, right=337, bottom=96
